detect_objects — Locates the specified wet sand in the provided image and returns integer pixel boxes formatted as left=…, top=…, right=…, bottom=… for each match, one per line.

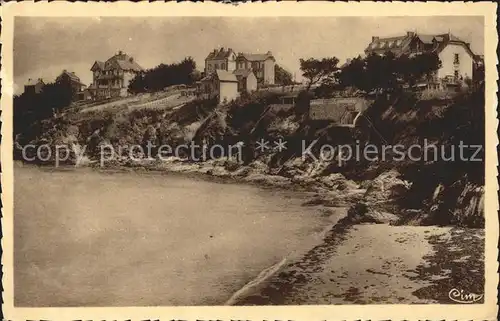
left=232, top=224, right=485, bottom=305
left=14, top=166, right=340, bottom=306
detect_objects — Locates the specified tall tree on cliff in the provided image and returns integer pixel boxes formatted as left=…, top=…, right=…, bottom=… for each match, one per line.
left=274, top=64, right=294, bottom=86
left=336, top=55, right=367, bottom=91
left=337, top=51, right=441, bottom=93
left=398, top=52, right=442, bottom=88
left=299, top=57, right=340, bottom=90
left=14, top=81, right=74, bottom=142
left=128, top=56, right=197, bottom=93
left=363, top=51, right=399, bottom=92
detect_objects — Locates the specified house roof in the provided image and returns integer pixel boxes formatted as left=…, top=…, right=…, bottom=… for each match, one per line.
left=216, top=70, right=238, bottom=82
left=57, top=70, right=85, bottom=85
left=57, top=70, right=80, bottom=81
left=111, top=57, right=143, bottom=71
left=237, top=52, right=275, bottom=62
left=417, top=34, right=436, bottom=44
left=365, top=35, right=412, bottom=53
left=206, top=48, right=235, bottom=60
left=25, top=78, right=44, bottom=86
left=365, top=32, right=475, bottom=57
left=200, top=75, right=213, bottom=83
left=91, top=61, right=105, bottom=71
left=92, top=51, right=143, bottom=72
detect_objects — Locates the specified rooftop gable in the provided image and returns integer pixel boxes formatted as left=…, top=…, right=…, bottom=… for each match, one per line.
left=441, top=35, right=476, bottom=57
left=237, top=51, right=275, bottom=62
left=102, top=51, right=143, bottom=72
left=58, top=70, right=81, bottom=82
left=365, top=34, right=412, bottom=52
left=206, top=48, right=236, bottom=61
left=366, top=31, right=476, bottom=58
left=26, top=78, right=45, bottom=86
left=91, top=61, right=105, bottom=71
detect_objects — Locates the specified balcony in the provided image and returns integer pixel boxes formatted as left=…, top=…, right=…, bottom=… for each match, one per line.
left=97, top=74, right=122, bottom=80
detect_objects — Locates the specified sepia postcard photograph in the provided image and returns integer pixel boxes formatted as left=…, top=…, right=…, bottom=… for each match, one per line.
left=1, top=2, right=498, bottom=321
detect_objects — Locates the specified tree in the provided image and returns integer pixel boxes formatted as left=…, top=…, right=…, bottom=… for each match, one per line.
left=275, top=64, right=293, bottom=86
left=473, top=62, right=484, bottom=87
left=14, top=80, right=74, bottom=142
left=128, top=56, right=198, bottom=94
left=399, top=52, right=442, bottom=87
left=299, top=57, right=339, bottom=90
left=337, top=51, right=442, bottom=93
left=364, top=51, right=399, bottom=92
left=128, top=72, right=147, bottom=94
left=337, top=56, right=366, bottom=91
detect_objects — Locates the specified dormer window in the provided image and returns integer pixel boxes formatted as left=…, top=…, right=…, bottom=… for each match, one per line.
left=454, top=53, right=460, bottom=64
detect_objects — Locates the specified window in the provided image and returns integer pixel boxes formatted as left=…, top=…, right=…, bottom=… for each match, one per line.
left=454, top=70, right=459, bottom=80
left=454, top=53, right=460, bottom=64
left=221, top=63, right=226, bottom=70
left=215, top=63, right=219, bottom=70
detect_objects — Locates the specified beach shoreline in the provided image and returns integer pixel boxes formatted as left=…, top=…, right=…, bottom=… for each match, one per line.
left=14, top=159, right=485, bottom=305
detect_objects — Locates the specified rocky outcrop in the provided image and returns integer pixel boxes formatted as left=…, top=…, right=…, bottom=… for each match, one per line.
left=426, top=177, right=485, bottom=227
left=363, top=170, right=412, bottom=204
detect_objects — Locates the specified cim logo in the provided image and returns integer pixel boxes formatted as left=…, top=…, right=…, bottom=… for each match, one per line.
left=448, top=288, right=484, bottom=303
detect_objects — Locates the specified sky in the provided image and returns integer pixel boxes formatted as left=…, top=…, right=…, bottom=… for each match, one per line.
left=14, top=16, right=484, bottom=94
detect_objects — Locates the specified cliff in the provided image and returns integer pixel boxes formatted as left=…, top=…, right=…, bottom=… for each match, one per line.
left=14, top=86, right=485, bottom=227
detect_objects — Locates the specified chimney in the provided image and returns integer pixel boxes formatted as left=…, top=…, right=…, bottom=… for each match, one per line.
left=220, top=47, right=225, bottom=52
left=129, top=57, right=134, bottom=62
left=118, top=50, right=123, bottom=55
left=407, top=31, right=415, bottom=37
left=267, top=50, right=272, bottom=55
left=372, top=36, right=379, bottom=42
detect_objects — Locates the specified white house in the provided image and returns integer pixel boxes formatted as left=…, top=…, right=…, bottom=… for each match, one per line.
left=89, top=51, right=143, bottom=100
left=364, top=31, right=478, bottom=84
left=198, top=70, right=239, bottom=104
left=205, top=48, right=276, bottom=86
left=204, top=48, right=237, bottom=75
